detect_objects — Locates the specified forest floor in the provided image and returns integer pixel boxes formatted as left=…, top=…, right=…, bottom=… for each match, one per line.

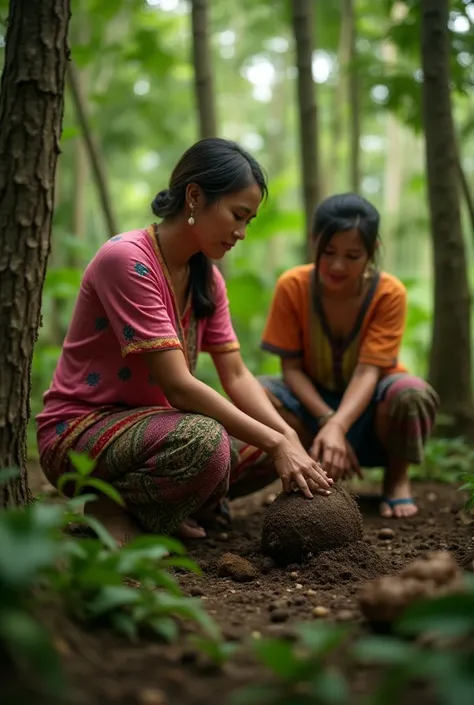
left=25, top=467, right=474, bottom=705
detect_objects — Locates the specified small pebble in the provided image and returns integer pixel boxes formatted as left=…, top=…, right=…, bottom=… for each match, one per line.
left=306, top=589, right=317, bottom=597
left=293, top=595, right=306, bottom=606
left=290, top=571, right=299, bottom=579
left=378, top=528, right=395, bottom=540
left=427, top=492, right=437, bottom=502
left=337, top=610, right=355, bottom=622
left=268, top=599, right=287, bottom=612
left=139, top=689, right=167, bottom=705
left=270, top=609, right=289, bottom=623
left=295, top=583, right=303, bottom=590
left=313, top=606, right=329, bottom=618
left=218, top=532, right=229, bottom=541
left=217, top=553, right=257, bottom=582
left=252, top=631, right=262, bottom=639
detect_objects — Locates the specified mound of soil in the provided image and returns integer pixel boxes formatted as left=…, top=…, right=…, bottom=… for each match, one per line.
left=358, top=550, right=466, bottom=626
left=261, top=485, right=363, bottom=565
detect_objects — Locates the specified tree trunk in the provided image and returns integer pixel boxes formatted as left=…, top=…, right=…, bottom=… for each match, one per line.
left=381, top=26, right=403, bottom=273
left=327, top=0, right=350, bottom=195
left=66, top=61, right=118, bottom=238
left=458, top=158, right=474, bottom=239
left=290, top=0, right=320, bottom=261
left=0, top=0, right=72, bottom=508
left=344, top=0, right=360, bottom=193
left=191, top=0, right=217, bottom=139
left=421, top=0, right=474, bottom=435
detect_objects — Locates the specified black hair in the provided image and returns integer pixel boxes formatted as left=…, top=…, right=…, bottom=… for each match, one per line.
left=311, top=193, right=380, bottom=270
left=151, top=137, right=268, bottom=319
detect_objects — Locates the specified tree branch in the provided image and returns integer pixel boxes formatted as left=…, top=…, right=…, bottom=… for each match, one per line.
left=66, top=61, right=118, bottom=238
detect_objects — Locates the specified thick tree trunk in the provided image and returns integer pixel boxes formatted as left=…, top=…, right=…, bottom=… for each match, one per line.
left=290, top=0, right=320, bottom=261
left=421, top=0, right=474, bottom=435
left=0, top=0, right=71, bottom=507
left=191, top=0, right=217, bottom=139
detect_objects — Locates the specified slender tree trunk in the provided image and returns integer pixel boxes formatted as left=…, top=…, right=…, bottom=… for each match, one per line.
left=327, top=1, right=351, bottom=194
left=66, top=61, right=118, bottom=238
left=458, top=159, right=474, bottom=237
left=421, top=0, right=474, bottom=435
left=344, top=0, right=360, bottom=192
left=191, top=0, right=217, bottom=139
left=290, top=0, right=320, bottom=261
left=74, top=137, right=88, bottom=241
left=381, top=27, right=403, bottom=273
left=0, top=0, right=72, bottom=508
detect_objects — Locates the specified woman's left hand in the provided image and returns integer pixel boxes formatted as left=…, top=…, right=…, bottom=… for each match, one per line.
left=310, top=422, right=349, bottom=481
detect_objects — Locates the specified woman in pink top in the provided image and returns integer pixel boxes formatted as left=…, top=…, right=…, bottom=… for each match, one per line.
left=37, top=138, right=332, bottom=544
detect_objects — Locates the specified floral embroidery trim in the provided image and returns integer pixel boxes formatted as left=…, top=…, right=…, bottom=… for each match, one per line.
left=122, top=336, right=182, bottom=357
left=202, top=341, right=240, bottom=353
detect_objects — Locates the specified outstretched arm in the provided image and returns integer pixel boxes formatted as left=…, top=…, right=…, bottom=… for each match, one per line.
left=212, top=350, right=299, bottom=440
left=329, top=363, right=380, bottom=433
left=144, top=348, right=331, bottom=496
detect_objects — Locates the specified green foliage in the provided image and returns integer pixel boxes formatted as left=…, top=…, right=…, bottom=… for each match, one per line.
left=355, top=583, right=474, bottom=705
left=0, top=454, right=229, bottom=699
left=232, top=623, right=351, bottom=705
left=415, top=436, right=474, bottom=483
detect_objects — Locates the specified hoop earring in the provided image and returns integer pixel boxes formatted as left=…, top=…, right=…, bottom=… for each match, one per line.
left=188, top=203, right=195, bottom=226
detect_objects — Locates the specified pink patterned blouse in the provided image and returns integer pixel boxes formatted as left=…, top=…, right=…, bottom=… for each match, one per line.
left=36, top=226, right=239, bottom=458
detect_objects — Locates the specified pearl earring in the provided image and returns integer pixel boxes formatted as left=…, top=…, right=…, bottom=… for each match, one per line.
left=188, top=204, right=195, bottom=226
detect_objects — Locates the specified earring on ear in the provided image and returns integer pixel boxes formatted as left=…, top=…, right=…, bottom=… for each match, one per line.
left=188, top=203, right=195, bottom=226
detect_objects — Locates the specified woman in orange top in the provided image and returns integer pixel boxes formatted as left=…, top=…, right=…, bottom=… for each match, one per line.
left=260, top=193, right=439, bottom=518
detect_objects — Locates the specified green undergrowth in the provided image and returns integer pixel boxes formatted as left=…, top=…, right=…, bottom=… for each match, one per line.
left=1, top=446, right=473, bottom=705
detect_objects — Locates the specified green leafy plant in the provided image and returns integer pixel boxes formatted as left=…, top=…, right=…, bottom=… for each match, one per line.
left=354, top=584, right=474, bottom=705
left=413, top=436, right=474, bottom=484
left=231, top=623, right=351, bottom=705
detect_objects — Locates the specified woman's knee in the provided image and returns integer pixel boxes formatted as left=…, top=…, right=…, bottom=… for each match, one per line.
left=181, top=415, right=232, bottom=484
left=384, top=376, right=439, bottom=417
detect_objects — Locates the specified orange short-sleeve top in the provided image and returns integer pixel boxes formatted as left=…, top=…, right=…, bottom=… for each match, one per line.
left=261, top=265, right=407, bottom=392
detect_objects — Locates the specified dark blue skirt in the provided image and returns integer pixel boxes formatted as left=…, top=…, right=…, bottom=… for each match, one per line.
left=259, top=375, right=402, bottom=468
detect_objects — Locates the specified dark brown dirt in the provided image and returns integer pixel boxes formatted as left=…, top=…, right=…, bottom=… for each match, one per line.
left=261, top=485, right=363, bottom=564
left=22, top=469, right=474, bottom=705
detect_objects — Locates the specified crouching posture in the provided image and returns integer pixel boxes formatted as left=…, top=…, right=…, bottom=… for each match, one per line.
left=260, top=193, right=439, bottom=518
left=36, top=138, right=332, bottom=545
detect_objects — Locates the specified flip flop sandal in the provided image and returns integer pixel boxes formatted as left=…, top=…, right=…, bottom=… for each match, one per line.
left=381, top=497, right=416, bottom=508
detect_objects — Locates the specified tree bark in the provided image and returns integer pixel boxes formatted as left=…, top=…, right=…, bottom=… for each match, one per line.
left=0, top=0, right=72, bottom=507
left=66, top=61, right=118, bottom=238
left=191, top=0, right=217, bottom=139
left=290, top=0, right=320, bottom=261
left=421, top=0, right=474, bottom=435
left=459, top=159, right=474, bottom=238
left=345, top=0, right=360, bottom=193
left=327, top=0, right=350, bottom=195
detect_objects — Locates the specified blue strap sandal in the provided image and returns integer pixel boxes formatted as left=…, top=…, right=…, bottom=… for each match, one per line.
left=381, top=497, right=416, bottom=509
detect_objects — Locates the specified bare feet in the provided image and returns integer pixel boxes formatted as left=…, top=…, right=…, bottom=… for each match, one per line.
left=84, top=495, right=207, bottom=544
left=84, top=496, right=142, bottom=547
left=177, top=518, right=206, bottom=539
left=380, top=480, right=418, bottom=519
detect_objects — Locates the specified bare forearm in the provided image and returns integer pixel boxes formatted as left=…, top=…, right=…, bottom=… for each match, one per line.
left=331, top=365, right=380, bottom=433
left=283, top=367, right=332, bottom=419
left=223, top=368, right=295, bottom=439
left=170, top=377, right=282, bottom=454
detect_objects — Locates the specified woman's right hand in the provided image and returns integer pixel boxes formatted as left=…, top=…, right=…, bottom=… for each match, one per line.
left=269, top=436, right=333, bottom=499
